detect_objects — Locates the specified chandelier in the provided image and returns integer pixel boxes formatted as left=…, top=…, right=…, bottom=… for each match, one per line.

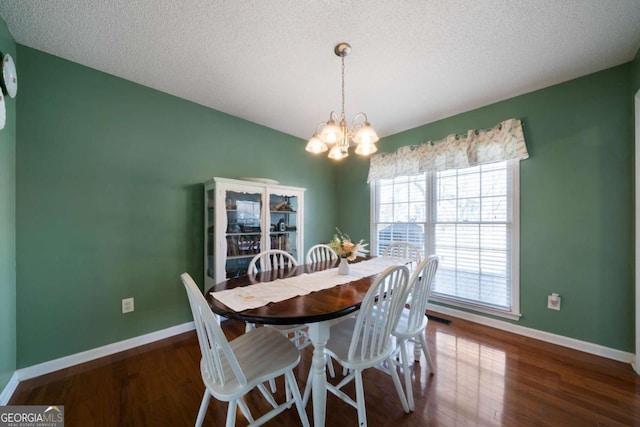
left=305, top=42, right=379, bottom=160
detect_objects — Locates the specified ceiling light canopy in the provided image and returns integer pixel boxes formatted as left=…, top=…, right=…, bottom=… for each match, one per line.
left=305, top=43, right=379, bottom=160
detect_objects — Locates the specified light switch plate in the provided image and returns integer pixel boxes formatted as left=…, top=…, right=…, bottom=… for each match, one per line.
left=122, top=297, right=134, bottom=314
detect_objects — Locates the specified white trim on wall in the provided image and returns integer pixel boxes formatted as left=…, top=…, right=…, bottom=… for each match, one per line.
left=428, top=304, right=635, bottom=364
left=15, top=322, right=195, bottom=382
left=0, top=372, right=19, bottom=405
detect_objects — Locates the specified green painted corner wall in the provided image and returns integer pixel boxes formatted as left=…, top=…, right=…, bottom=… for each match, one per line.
left=0, top=17, right=16, bottom=392
left=633, top=48, right=640, bottom=93
left=15, top=45, right=337, bottom=367
left=338, top=64, right=634, bottom=352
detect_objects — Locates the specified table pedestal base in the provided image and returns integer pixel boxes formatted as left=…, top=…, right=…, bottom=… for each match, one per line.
left=308, top=322, right=330, bottom=427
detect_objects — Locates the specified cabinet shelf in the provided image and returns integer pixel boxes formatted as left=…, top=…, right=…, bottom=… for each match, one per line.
left=226, top=254, right=258, bottom=260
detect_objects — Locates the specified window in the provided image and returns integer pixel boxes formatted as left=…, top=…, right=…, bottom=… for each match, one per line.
left=371, top=160, right=520, bottom=319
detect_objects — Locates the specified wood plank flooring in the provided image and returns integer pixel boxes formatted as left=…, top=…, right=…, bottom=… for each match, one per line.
left=10, top=312, right=640, bottom=426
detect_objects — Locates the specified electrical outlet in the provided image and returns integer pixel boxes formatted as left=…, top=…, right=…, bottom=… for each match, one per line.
left=122, top=297, right=134, bottom=314
left=547, top=293, right=561, bottom=311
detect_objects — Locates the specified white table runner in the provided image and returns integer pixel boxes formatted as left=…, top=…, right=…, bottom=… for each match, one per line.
left=211, top=257, right=411, bottom=312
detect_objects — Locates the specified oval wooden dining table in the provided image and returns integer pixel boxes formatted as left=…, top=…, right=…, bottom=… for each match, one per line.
left=206, top=258, right=380, bottom=427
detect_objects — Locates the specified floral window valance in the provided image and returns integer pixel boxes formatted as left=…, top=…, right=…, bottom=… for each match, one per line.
left=367, top=118, right=529, bottom=182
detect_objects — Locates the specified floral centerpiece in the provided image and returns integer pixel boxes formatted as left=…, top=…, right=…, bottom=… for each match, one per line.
left=329, top=228, right=369, bottom=261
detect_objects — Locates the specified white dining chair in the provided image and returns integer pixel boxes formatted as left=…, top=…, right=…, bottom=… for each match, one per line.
left=382, top=242, right=422, bottom=264
left=392, top=255, right=439, bottom=411
left=305, top=244, right=338, bottom=264
left=246, top=250, right=310, bottom=350
left=180, top=273, right=309, bottom=427
left=304, top=265, right=411, bottom=426
left=248, top=249, right=298, bottom=274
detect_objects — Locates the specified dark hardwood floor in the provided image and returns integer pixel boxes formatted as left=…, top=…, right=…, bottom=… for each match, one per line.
left=10, top=313, right=640, bottom=426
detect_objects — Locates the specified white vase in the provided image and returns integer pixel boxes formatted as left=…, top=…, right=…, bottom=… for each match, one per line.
left=338, top=257, right=350, bottom=275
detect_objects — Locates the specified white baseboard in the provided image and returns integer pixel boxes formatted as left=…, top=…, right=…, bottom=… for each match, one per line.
left=0, top=372, right=19, bottom=405
left=428, top=304, right=635, bottom=364
left=15, top=321, right=195, bottom=382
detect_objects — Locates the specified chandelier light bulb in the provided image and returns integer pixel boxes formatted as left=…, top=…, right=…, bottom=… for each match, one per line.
left=328, top=145, right=347, bottom=160
left=305, top=135, right=328, bottom=153
left=355, top=141, right=378, bottom=156
left=353, top=121, right=379, bottom=146
left=319, top=118, right=342, bottom=144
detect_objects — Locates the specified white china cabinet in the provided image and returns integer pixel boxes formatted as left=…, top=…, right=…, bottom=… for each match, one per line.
left=204, top=177, right=305, bottom=290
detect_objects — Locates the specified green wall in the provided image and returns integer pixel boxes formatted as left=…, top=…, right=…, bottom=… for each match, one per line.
left=0, top=18, right=16, bottom=392
left=633, top=48, right=640, bottom=93
left=15, top=45, right=337, bottom=367
left=338, top=64, right=634, bottom=352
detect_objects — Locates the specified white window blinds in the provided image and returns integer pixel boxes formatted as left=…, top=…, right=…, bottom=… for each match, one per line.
left=371, top=161, right=521, bottom=319
left=431, top=162, right=513, bottom=311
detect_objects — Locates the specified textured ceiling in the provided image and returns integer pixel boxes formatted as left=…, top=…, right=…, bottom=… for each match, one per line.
left=1, top=1, right=639, bottom=140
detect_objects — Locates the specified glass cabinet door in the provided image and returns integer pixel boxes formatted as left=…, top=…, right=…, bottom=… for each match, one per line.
left=224, top=190, right=263, bottom=279
left=268, top=192, right=298, bottom=259
left=205, top=187, right=216, bottom=284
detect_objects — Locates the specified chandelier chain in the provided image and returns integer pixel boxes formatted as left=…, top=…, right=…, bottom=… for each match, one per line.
left=341, top=55, right=345, bottom=120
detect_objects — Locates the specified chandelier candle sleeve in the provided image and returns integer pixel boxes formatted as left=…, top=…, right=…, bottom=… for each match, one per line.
left=305, top=42, right=379, bottom=160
